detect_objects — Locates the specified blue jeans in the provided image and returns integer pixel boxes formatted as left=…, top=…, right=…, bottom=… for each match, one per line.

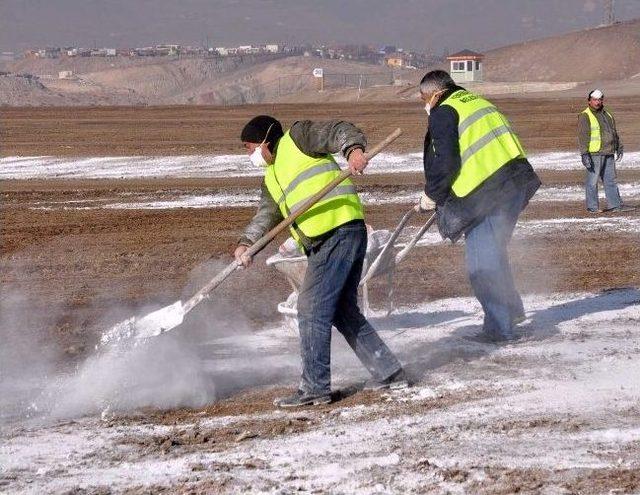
left=464, top=191, right=526, bottom=340
left=585, top=154, right=622, bottom=211
left=297, top=221, right=402, bottom=395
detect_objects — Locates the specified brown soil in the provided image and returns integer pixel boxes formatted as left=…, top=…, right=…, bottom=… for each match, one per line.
left=2, top=170, right=639, bottom=361
left=2, top=104, right=640, bottom=495
left=3, top=96, right=640, bottom=157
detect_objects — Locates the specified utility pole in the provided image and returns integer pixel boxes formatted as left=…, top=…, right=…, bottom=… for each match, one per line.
left=604, top=0, right=615, bottom=25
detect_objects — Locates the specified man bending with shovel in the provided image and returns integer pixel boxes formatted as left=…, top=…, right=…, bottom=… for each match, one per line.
left=234, top=115, right=406, bottom=407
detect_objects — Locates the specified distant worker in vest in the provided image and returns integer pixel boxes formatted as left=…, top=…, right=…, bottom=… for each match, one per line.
left=578, top=89, right=626, bottom=213
left=234, top=115, right=406, bottom=407
left=417, top=70, right=541, bottom=342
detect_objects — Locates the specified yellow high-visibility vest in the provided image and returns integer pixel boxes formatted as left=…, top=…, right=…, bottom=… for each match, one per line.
left=264, top=131, right=363, bottom=245
left=440, top=90, right=526, bottom=197
left=581, top=107, right=614, bottom=153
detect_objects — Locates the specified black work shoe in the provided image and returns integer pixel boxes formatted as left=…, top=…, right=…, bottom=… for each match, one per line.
left=587, top=208, right=602, bottom=214
left=363, top=369, right=409, bottom=391
left=607, top=205, right=635, bottom=213
left=513, top=314, right=527, bottom=325
left=273, top=389, right=332, bottom=408
left=465, top=331, right=518, bottom=344
left=464, top=332, right=500, bottom=344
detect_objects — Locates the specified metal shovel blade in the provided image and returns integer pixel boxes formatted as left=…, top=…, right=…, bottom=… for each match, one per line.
left=100, top=301, right=185, bottom=346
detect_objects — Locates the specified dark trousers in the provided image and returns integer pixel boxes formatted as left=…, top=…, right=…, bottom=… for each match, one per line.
left=297, top=221, right=402, bottom=394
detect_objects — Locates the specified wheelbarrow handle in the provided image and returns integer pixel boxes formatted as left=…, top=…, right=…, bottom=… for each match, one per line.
left=395, top=212, right=437, bottom=264
left=359, top=206, right=417, bottom=286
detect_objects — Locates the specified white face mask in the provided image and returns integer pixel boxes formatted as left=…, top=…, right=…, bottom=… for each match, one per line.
left=424, top=103, right=431, bottom=115
left=249, top=144, right=268, bottom=168
left=248, top=122, right=274, bottom=167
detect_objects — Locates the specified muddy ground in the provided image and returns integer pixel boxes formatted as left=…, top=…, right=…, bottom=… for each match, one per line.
left=1, top=102, right=640, bottom=494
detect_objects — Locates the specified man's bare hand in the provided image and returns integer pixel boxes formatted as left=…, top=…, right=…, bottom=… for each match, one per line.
left=234, top=245, right=253, bottom=267
left=347, top=148, right=368, bottom=175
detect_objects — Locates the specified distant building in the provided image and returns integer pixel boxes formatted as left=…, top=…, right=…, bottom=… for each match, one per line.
left=58, top=70, right=74, bottom=79
left=156, top=44, right=180, bottom=56
left=132, top=47, right=157, bottom=57
left=385, top=53, right=408, bottom=68
left=38, top=47, right=61, bottom=59
left=446, top=49, right=483, bottom=82
left=0, top=51, right=15, bottom=62
left=265, top=44, right=279, bottom=53
left=89, top=48, right=115, bottom=57
left=237, top=45, right=260, bottom=54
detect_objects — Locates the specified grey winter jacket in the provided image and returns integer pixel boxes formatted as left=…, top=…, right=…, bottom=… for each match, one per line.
left=577, top=107, right=622, bottom=156
left=238, top=120, right=367, bottom=247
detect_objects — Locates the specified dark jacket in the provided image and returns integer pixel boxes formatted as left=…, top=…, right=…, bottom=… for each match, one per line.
left=238, top=120, right=366, bottom=247
left=423, top=86, right=541, bottom=242
left=577, top=107, right=622, bottom=156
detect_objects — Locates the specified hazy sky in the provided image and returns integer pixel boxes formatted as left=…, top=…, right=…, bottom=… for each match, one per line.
left=2, top=0, right=640, bottom=54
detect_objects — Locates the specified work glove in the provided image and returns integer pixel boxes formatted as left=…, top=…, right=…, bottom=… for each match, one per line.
left=416, top=191, right=436, bottom=212
left=581, top=153, right=594, bottom=172
left=616, top=147, right=623, bottom=162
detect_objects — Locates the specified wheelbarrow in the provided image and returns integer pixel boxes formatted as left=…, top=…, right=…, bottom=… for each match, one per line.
left=267, top=209, right=437, bottom=331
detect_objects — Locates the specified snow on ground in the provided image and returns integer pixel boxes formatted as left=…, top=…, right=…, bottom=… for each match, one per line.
left=2, top=289, right=639, bottom=494
left=406, top=215, right=640, bottom=247
left=10, top=183, right=640, bottom=212
left=2, top=151, right=640, bottom=180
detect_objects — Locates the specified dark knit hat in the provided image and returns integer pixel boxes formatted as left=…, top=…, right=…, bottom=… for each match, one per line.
left=240, top=115, right=283, bottom=152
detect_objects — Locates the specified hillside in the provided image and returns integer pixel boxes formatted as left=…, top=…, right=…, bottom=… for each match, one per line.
left=484, top=18, right=640, bottom=82
left=4, top=18, right=640, bottom=107
left=0, top=73, right=71, bottom=106
left=0, top=55, right=396, bottom=106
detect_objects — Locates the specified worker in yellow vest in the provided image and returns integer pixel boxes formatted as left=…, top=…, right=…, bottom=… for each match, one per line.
left=578, top=89, right=626, bottom=213
left=417, top=70, right=541, bottom=342
left=234, top=115, right=406, bottom=407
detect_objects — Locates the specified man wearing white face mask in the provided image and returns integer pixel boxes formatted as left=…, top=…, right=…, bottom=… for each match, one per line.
left=234, top=115, right=406, bottom=408
left=418, top=70, right=540, bottom=342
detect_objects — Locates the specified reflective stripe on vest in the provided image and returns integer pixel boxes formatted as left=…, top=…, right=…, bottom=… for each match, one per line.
left=440, top=89, right=526, bottom=198
left=264, top=131, right=363, bottom=243
left=581, top=108, right=613, bottom=153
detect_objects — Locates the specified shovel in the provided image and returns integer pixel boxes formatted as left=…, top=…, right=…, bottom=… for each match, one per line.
left=100, top=128, right=403, bottom=345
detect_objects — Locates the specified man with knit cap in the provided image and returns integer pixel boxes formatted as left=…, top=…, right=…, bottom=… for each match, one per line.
left=578, top=89, right=626, bottom=213
left=235, top=115, right=406, bottom=407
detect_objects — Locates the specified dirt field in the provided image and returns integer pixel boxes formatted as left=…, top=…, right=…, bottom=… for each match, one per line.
left=1, top=102, right=640, bottom=494
left=3, top=96, right=640, bottom=157
left=2, top=169, right=640, bottom=354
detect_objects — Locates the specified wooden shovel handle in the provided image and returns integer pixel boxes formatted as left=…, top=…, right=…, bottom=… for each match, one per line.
left=245, top=127, right=403, bottom=258
left=183, top=127, right=402, bottom=314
